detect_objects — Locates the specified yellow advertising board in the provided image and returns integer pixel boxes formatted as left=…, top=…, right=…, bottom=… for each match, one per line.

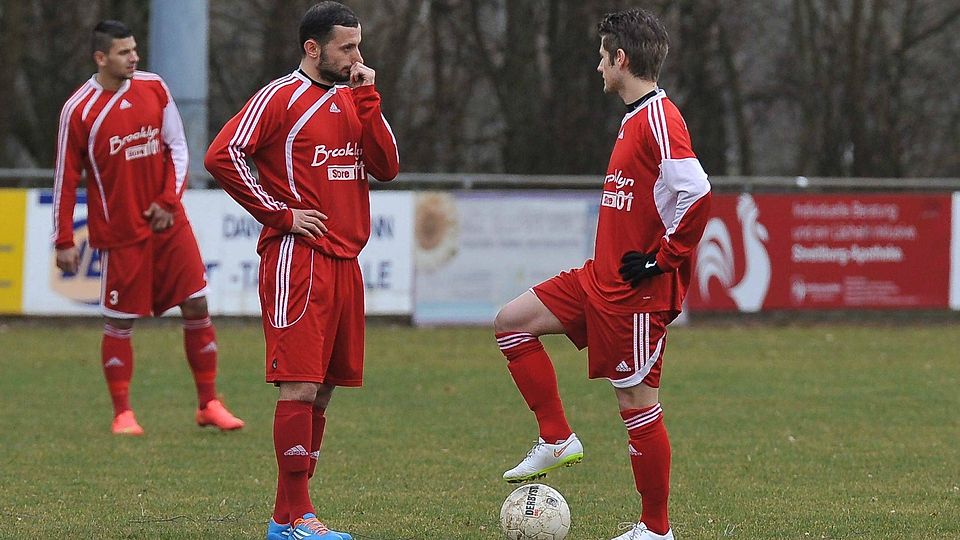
left=0, top=189, right=26, bottom=312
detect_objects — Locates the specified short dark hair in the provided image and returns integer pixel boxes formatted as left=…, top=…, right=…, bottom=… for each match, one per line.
left=92, top=20, right=133, bottom=55
left=299, top=1, right=359, bottom=53
left=598, top=8, right=669, bottom=82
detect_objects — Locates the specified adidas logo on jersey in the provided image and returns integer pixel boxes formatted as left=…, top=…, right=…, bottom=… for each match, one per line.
left=329, top=102, right=341, bottom=113
left=104, top=357, right=125, bottom=368
left=120, top=99, right=133, bottom=110
left=615, top=361, right=632, bottom=372
left=309, top=450, right=320, bottom=460
left=200, top=341, right=218, bottom=353
left=284, top=445, right=309, bottom=456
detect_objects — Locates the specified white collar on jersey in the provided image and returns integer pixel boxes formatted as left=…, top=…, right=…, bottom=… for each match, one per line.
left=88, top=73, right=132, bottom=93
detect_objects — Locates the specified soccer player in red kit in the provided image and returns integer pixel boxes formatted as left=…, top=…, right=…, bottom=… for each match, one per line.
left=53, top=20, right=244, bottom=436
left=204, top=3, right=398, bottom=539
left=495, top=9, right=711, bottom=540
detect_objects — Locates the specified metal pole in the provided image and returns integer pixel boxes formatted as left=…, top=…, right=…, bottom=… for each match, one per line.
left=149, top=0, right=209, bottom=187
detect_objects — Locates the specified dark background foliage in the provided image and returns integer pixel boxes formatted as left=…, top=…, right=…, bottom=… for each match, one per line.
left=2, top=0, right=958, bottom=177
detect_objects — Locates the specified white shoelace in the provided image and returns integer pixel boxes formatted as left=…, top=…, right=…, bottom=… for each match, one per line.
left=526, top=441, right=545, bottom=457
left=617, top=521, right=647, bottom=539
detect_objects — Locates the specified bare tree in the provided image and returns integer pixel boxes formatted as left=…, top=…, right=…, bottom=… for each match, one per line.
left=780, top=0, right=960, bottom=177
left=4, top=0, right=959, bottom=178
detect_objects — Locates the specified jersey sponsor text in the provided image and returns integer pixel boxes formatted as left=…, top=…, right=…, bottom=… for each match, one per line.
left=109, top=125, right=160, bottom=156
left=310, top=142, right=363, bottom=167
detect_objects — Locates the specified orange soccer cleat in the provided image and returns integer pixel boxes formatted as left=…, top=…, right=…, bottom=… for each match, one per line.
left=111, top=410, right=145, bottom=435
left=195, top=399, right=245, bottom=431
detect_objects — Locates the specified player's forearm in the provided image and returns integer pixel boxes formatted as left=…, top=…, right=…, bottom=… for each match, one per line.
left=205, top=147, right=293, bottom=231
left=353, top=86, right=399, bottom=181
left=154, top=168, right=180, bottom=211
left=162, top=100, right=189, bottom=196
left=657, top=192, right=712, bottom=270
left=362, top=129, right=400, bottom=181
left=52, top=168, right=80, bottom=249
left=213, top=174, right=293, bottom=231
left=53, top=203, right=77, bottom=250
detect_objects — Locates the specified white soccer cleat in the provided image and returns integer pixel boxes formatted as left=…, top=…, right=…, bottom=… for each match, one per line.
left=611, top=522, right=675, bottom=540
left=502, top=433, right=584, bottom=483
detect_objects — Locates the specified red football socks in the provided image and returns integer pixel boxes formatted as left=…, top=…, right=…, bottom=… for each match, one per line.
left=183, top=316, right=218, bottom=408
left=308, top=405, right=327, bottom=479
left=273, top=404, right=328, bottom=524
left=621, top=403, right=671, bottom=535
left=272, top=478, right=288, bottom=525
left=274, top=400, right=314, bottom=522
left=102, top=323, right=134, bottom=416
left=497, top=332, right=572, bottom=443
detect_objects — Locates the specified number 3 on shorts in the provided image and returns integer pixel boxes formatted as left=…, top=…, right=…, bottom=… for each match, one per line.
left=109, top=290, right=119, bottom=306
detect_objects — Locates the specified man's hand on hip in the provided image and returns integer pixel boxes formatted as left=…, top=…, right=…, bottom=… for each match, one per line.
left=290, top=209, right=329, bottom=239
left=619, top=251, right=664, bottom=287
left=143, top=203, right=174, bottom=232
left=56, top=246, right=80, bottom=274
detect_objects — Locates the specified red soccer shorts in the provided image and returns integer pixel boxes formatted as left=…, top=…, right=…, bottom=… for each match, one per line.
left=532, top=266, right=675, bottom=388
left=259, top=235, right=364, bottom=386
left=100, top=220, right=209, bottom=318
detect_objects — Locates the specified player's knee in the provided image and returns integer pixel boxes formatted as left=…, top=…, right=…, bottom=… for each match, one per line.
left=104, top=316, right=134, bottom=330
left=278, top=381, right=321, bottom=402
left=180, top=296, right=209, bottom=319
left=314, top=383, right=335, bottom=409
left=614, top=383, right=659, bottom=411
left=494, top=304, right=526, bottom=334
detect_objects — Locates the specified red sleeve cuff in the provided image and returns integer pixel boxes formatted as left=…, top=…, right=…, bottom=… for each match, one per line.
left=655, top=245, right=682, bottom=272
left=351, top=84, right=378, bottom=98
left=273, top=209, right=294, bottom=232
left=154, top=195, right=179, bottom=212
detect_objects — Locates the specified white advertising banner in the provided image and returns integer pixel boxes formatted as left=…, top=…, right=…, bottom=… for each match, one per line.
left=413, top=191, right=597, bottom=324
left=180, top=191, right=265, bottom=315
left=22, top=189, right=413, bottom=316
left=358, top=191, right=415, bottom=314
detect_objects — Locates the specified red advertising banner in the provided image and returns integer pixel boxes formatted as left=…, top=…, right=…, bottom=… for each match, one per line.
left=686, top=193, right=952, bottom=311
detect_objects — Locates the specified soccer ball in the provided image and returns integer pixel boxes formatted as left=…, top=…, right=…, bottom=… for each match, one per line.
left=499, top=483, right=571, bottom=540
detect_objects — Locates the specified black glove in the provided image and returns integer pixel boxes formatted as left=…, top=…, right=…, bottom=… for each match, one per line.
left=619, top=251, right=664, bottom=286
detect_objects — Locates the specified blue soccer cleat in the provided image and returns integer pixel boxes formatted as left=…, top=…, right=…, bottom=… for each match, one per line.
left=289, top=514, right=352, bottom=540
left=266, top=518, right=292, bottom=540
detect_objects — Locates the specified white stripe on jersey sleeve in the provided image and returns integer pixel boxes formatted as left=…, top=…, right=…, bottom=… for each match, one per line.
left=660, top=157, right=711, bottom=237
left=647, top=101, right=666, bottom=160
left=143, top=74, right=191, bottom=196
left=162, top=97, right=190, bottom=195
left=52, top=83, right=96, bottom=243
left=380, top=113, right=400, bottom=167
left=655, top=99, right=671, bottom=159
left=227, top=75, right=299, bottom=212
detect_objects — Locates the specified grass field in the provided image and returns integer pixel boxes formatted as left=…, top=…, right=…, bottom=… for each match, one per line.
left=1, top=320, right=958, bottom=539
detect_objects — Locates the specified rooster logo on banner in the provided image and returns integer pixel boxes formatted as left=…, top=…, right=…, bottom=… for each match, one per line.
left=696, top=193, right=771, bottom=312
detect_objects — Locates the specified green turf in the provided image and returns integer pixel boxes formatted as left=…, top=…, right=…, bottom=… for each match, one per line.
left=0, top=321, right=958, bottom=539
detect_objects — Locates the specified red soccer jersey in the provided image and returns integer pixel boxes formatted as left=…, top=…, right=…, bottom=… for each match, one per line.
left=204, top=70, right=400, bottom=259
left=53, top=71, right=189, bottom=250
left=580, top=89, right=712, bottom=313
